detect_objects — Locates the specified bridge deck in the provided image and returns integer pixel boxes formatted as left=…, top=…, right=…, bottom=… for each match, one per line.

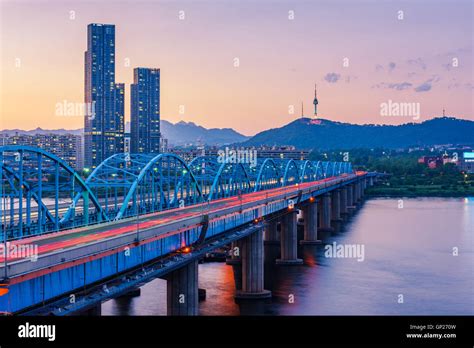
left=5, top=174, right=362, bottom=263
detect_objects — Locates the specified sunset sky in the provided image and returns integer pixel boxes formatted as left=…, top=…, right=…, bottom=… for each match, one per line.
left=0, top=0, right=472, bottom=136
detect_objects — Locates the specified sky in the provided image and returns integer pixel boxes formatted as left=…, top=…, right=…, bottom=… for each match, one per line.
left=0, top=0, right=473, bottom=136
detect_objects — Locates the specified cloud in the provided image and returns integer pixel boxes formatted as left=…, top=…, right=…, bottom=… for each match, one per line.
left=414, top=76, right=440, bottom=92
left=407, top=57, right=427, bottom=70
left=388, top=62, right=396, bottom=71
left=324, top=72, right=341, bottom=83
left=414, top=80, right=432, bottom=92
left=375, top=64, right=384, bottom=72
left=373, top=82, right=413, bottom=90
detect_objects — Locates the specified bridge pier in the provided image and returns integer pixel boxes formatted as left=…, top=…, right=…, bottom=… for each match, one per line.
left=235, top=228, right=271, bottom=299
left=331, top=189, right=342, bottom=226
left=226, top=240, right=243, bottom=291
left=369, top=176, right=374, bottom=186
left=276, top=211, right=303, bottom=265
left=227, top=240, right=243, bottom=290
left=300, top=200, right=321, bottom=245
left=346, top=184, right=355, bottom=212
left=318, top=193, right=333, bottom=239
left=354, top=182, right=361, bottom=205
left=166, top=260, right=199, bottom=316
left=340, top=187, right=349, bottom=219
left=264, top=219, right=280, bottom=245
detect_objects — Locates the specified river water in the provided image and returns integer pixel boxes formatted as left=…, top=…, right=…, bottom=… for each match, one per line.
left=102, top=197, right=474, bottom=315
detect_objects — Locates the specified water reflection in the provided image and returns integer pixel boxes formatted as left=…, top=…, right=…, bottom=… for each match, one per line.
left=103, top=198, right=474, bottom=316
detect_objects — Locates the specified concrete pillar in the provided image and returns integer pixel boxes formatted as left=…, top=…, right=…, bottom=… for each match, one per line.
left=347, top=184, right=353, bottom=207
left=340, top=187, right=348, bottom=218
left=369, top=176, right=374, bottom=186
left=331, top=189, right=342, bottom=222
left=226, top=240, right=242, bottom=290
left=235, top=228, right=271, bottom=299
left=264, top=219, right=279, bottom=245
left=353, top=182, right=360, bottom=204
left=166, top=260, right=198, bottom=315
left=300, top=200, right=321, bottom=245
left=276, top=211, right=303, bottom=264
left=319, top=193, right=333, bottom=236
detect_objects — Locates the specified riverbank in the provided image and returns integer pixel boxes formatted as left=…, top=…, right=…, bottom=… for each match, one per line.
left=366, top=185, right=474, bottom=197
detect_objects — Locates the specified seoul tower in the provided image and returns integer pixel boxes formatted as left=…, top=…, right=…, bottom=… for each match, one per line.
left=313, top=84, right=319, bottom=118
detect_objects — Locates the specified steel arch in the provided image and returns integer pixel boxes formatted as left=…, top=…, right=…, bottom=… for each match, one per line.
left=207, top=161, right=252, bottom=201
left=314, top=161, right=324, bottom=179
left=116, top=153, right=203, bottom=219
left=188, top=156, right=222, bottom=199
left=1, top=164, right=55, bottom=224
left=282, top=159, right=300, bottom=186
left=0, top=145, right=107, bottom=238
left=254, top=158, right=281, bottom=192
left=300, top=160, right=318, bottom=182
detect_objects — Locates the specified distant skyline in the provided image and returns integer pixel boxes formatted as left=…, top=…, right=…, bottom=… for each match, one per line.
left=1, top=0, right=473, bottom=136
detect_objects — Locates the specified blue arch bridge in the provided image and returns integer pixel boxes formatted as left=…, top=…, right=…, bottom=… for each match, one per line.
left=0, top=145, right=381, bottom=315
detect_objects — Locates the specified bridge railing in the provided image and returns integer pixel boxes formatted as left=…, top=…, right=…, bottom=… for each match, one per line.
left=0, top=145, right=354, bottom=240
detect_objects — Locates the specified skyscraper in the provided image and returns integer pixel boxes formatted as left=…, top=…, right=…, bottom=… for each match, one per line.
left=131, top=68, right=161, bottom=154
left=84, top=23, right=124, bottom=168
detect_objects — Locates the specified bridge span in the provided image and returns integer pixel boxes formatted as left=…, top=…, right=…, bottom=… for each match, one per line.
left=0, top=146, right=380, bottom=315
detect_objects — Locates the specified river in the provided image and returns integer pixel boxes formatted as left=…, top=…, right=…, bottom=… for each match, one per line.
left=102, top=197, right=474, bottom=315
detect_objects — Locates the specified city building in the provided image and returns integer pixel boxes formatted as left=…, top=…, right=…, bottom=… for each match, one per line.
left=418, top=156, right=444, bottom=169
left=124, top=132, right=131, bottom=154
left=460, top=152, right=474, bottom=173
left=0, top=133, right=83, bottom=169
left=160, top=137, right=169, bottom=153
left=131, top=67, right=161, bottom=154
left=84, top=23, right=125, bottom=168
left=174, top=145, right=310, bottom=162
left=254, top=145, right=310, bottom=161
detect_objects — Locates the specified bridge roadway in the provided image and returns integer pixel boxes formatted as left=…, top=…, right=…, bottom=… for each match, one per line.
left=5, top=174, right=355, bottom=263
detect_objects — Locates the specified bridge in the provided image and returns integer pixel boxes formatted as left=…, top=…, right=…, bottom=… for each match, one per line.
left=0, top=145, right=380, bottom=315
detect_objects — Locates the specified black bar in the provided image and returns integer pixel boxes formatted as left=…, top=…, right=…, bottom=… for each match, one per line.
left=0, top=316, right=472, bottom=346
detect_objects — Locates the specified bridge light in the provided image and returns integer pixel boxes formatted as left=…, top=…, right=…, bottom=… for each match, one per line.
left=309, top=196, right=315, bottom=202
left=182, top=169, right=188, bottom=175
left=182, top=246, right=191, bottom=253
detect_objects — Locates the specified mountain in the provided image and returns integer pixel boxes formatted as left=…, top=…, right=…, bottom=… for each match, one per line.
left=159, top=120, right=249, bottom=146
left=1, top=121, right=249, bottom=147
left=241, top=117, right=474, bottom=149
left=0, top=127, right=82, bottom=136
